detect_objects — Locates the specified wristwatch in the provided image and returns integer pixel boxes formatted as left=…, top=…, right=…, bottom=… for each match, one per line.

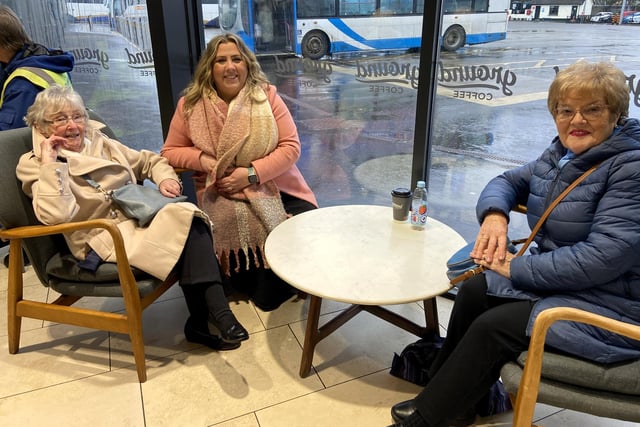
left=247, top=166, right=259, bottom=184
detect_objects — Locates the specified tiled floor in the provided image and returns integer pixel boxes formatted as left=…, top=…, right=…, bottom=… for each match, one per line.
left=0, top=255, right=635, bottom=427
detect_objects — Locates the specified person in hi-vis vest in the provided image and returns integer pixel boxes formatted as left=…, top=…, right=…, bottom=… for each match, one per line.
left=0, top=5, right=74, bottom=130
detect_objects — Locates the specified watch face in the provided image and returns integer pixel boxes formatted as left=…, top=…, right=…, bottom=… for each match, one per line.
left=248, top=167, right=258, bottom=184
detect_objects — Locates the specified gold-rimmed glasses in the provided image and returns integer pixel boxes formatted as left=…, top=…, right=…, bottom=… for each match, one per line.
left=46, top=113, right=86, bottom=127
left=554, top=104, right=608, bottom=122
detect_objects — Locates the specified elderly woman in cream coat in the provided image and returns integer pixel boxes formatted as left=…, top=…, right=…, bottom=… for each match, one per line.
left=16, top=85, right=249, bottom=351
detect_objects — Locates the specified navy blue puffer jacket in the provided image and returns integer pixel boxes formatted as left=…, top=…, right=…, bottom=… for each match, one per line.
left=477, top=118, right=640, bottom=363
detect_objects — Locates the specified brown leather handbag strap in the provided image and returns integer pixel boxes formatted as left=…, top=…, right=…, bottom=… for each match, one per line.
left=449, top=163, right=600, bottom=286
left=515, top=162, right=599, bottom=256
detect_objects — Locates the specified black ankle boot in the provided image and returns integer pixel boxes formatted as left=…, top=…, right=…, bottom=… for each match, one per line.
left=184, top=317, right=240, bottom=351
left=391, top=399, right=417, bottom=422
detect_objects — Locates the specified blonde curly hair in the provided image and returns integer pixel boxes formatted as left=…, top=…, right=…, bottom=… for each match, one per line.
left=182, top=33, right=270, bottom=116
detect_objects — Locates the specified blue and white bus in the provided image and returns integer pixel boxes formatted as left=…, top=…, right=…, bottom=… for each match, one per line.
left=218, top=0, right=509, bottom=58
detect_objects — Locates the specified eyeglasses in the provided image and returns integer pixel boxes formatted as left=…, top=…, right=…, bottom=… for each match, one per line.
left=554, top=104, right=608, bottom=122
left=46, top=113, right=86, bottom=127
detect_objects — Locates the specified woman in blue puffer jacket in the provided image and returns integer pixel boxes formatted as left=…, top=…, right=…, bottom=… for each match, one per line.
left=389, top=61, right=640, bottom=427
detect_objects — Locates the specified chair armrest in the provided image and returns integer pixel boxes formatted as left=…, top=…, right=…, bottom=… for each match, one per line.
left=513, top=204, right=528, bottom=214
left=0, top=219, right=139, bottom=301
left=512, top=307, right=640, bottom=426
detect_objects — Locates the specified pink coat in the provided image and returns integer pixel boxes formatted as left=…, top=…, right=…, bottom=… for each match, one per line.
left=161, top=85, right=317, bottom=208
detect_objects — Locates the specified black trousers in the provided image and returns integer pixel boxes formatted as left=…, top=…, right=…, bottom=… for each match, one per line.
left=179, top=217, right=223, bottom=286
left=414, top=274, right=535, bottom=427
left=178, top=218, right=230, bottom=327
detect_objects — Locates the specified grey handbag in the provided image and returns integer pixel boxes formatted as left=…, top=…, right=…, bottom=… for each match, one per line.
left=111, top=184, right=187, bottom=226
left=84, top=176, right=187, bottom=226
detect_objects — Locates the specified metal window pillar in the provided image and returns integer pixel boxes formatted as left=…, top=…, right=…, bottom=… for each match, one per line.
left=411, top=1, right=443, bottom=191
left=146, top=0, right=205, bottom=139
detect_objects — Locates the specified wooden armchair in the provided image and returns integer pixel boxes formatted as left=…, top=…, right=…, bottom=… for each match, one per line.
left=0, top=119, right=177, bottom=383
left=500, top=203, right=640, bottom=425
left=501, top=307, right=640, bottom=425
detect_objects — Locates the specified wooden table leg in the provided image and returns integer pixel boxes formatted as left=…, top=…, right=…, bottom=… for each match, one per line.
left=300, top=295, right=322, bottom=377
left=423, top=297, right=439, bottom=335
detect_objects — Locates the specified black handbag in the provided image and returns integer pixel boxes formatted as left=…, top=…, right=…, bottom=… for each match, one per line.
left=389, top=332, right=444, bottom=386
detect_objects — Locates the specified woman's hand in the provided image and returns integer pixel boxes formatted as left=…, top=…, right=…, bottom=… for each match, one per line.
left=470, top=211, right=513, bottom=278
left=216, top=167, right=250, bottom=195
left=159, top=179, right=182, bottom=198
left=40, top=135, right=68, bottom=164
left=477, top=252, right=515, bottom=279
left=470, top=212, right=509, bottom=263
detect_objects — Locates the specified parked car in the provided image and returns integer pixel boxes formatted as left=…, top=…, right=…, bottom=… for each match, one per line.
left=622, top=11, right=640, bottom=24
left=590, top=11, right=613, bottom=23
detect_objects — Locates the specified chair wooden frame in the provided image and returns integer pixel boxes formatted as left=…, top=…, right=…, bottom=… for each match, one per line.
left=510, top=306, right=640, bottom=426
left=504, top=203, right=640, bottom=425
left=1, top=219, right=176, bottom=383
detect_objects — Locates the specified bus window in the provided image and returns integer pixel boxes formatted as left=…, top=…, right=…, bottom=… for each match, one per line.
left=474, top=0, right=488, bottom=13
left=298, top=1, right=335, bottom=18
left=379, top=0, right=414, bottom=14
left=220, top=0, right=239, bottom=29
left=339, top=1, right=376, bottom=17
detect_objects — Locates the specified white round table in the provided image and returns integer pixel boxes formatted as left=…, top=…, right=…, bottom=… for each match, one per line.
left=264, top=204, right=467, bottom=377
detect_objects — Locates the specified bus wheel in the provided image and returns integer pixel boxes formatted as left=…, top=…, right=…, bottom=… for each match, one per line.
left=302, top=31, right=329, bottom=59
left=442, top=25, right=466, bottom=52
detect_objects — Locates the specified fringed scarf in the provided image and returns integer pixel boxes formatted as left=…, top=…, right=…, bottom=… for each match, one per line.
left=188, top=85, right=288, bottom=275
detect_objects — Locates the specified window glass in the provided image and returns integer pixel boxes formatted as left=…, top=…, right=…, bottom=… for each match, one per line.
left=1, top=0, right=160, bottom=152
left=473, top=0, right=487, bottom=13
left=298, top=0, right=335, bottom=18
left=380, top=0, right=414, bottom=14
left=340, top=0, right=377, bottom=16
left=208, top=0, right=640, bottom=245
left=219, top=0, right=238, bottom=29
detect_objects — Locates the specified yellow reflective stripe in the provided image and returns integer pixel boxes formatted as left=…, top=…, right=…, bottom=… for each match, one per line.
left=0, top=67, right=71, bottom=106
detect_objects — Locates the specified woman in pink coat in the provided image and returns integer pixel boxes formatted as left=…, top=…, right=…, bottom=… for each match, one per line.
left=162, top=34, right=317, bottom=311
left=17, top=85, right=248, bottom=351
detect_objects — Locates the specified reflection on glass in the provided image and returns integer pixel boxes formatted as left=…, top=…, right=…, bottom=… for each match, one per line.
left=3, top=0, right=161, bottom=151
left=217, top=0, right=505, bottom=58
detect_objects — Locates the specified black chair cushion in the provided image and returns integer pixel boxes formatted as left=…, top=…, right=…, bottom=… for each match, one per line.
left=517, top=351, right=640, bottom=395
left=46, top=252, right=162, bottom=298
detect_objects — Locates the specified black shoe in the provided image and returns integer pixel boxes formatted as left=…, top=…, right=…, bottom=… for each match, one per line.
left=391, top=399, right=417, bottom=423
left=388, top=410, right=428, bottom=427
left=208, top=316, right=249, bottom=343
left=184, top=317, right=240, bottom=351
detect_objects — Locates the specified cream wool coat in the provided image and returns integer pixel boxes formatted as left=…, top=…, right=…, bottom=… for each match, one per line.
left=16, top=122, right=206, bottom=280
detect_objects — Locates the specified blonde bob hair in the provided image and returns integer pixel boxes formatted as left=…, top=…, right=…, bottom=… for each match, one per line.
left=25, top=85, right=86, bottom=130
left=182, top=33, right=270, bottom=115
left=547, top=61, right=629, bottom=123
